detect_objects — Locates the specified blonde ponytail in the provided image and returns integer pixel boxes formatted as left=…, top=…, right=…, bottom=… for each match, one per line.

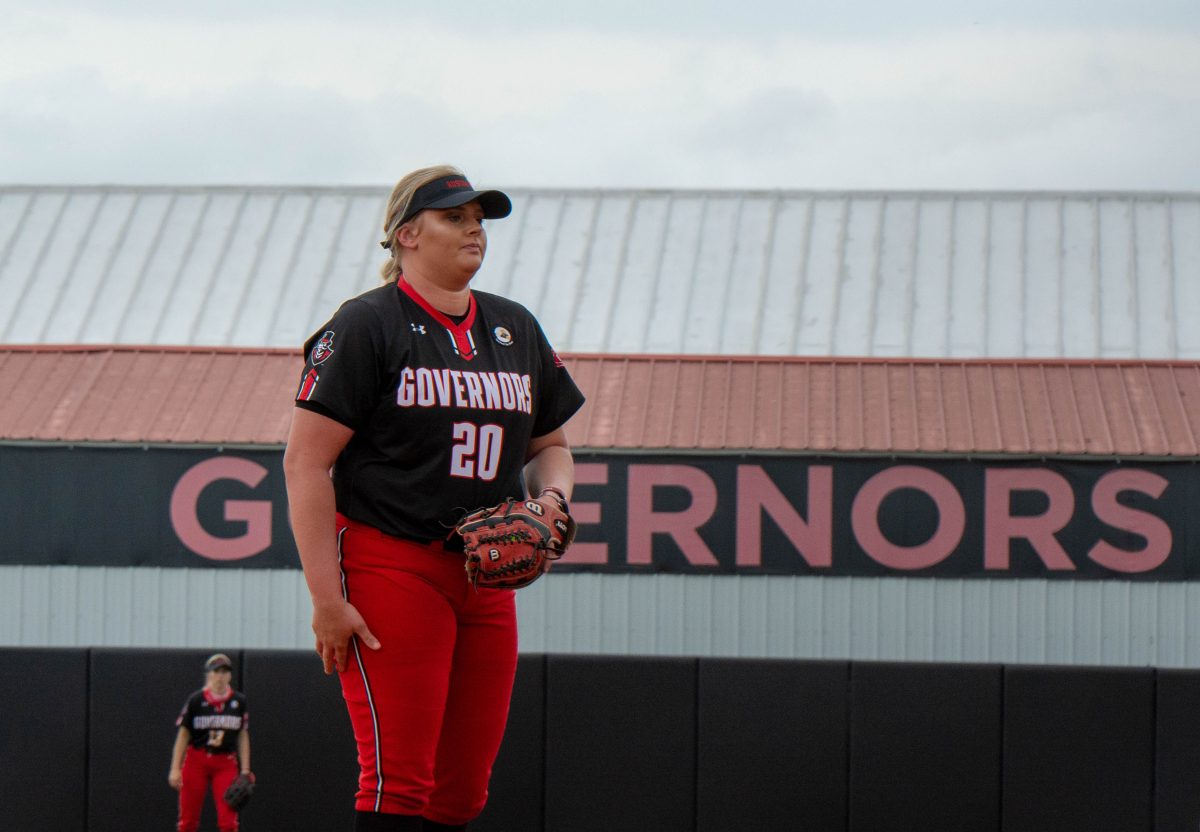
left=378, top=164, right=465, bottom=284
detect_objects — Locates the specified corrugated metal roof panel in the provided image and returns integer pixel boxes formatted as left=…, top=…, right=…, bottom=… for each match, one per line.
left=0, top=346, right=299, bottom=445
left=3, top=186, right=1199, bottom=359
left=2, top=346, right=1198, bottom=457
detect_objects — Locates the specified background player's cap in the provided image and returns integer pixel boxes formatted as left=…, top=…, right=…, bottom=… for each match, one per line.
left=204, top=653, right=233, bottom=672
left=382, top=174, right=512, bottom=248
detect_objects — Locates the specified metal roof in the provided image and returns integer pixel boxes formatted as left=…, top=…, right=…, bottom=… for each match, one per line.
left=2, top=345, right=1198, bottom=458
left=569, top=355, right=1200, bottom=457
left=2, top=185, right=1197, bottom=359
left=0, top=345, right=296, bottom=446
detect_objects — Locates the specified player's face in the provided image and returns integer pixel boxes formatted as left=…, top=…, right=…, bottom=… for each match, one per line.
left=406, top=201, right=488, bottom=282
left=206, top=667, right=232, bottom=694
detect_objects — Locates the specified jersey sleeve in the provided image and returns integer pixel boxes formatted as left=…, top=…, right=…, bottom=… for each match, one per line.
left=175, top=694, right=194, bottom=731
left=294, top=299, right=386, bottom=430
left=530, top=319, right=585, bottom=438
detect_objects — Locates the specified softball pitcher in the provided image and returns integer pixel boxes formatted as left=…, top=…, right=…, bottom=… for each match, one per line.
left=284, top=166, right=584, bottom=832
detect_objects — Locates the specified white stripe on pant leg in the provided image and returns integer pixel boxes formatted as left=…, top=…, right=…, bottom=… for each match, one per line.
left=338, top=526, right=385, bottom=812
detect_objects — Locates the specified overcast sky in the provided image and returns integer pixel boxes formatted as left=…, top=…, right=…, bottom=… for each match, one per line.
left=2, top=1, right=1198, bottom=191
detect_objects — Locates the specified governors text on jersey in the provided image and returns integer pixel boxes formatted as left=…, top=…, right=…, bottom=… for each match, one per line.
left=395, top=367, right=532, bottom=413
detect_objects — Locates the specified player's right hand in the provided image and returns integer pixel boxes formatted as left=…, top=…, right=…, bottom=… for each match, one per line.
left=169, top=769, right=183, bottom=790
left=312, top=598, right=381, bottom=674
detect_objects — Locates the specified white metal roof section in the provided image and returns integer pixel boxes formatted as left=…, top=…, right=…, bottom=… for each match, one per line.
left=1, top=185, right=1197, bottom=358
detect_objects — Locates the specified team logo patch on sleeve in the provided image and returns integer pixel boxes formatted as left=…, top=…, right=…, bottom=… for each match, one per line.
left=311, top=331, right=336, bottom=364
left=551, top=349, right=564, bottom=368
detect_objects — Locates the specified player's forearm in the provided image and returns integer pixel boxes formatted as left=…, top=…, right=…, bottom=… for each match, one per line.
left=237, top=730, right=251, bottom=773
left=524, top=444, right=575, bottom=500
left=169, top=729, right=189, bottom=771
left=284, top=462, right=344, bottom=605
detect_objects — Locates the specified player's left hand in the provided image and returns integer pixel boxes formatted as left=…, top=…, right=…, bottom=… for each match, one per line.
left=223, top=771, right=256, bottom=811
left=456, top=492, right=576, bottom=590
left=312, top=598, right=380, bottom=674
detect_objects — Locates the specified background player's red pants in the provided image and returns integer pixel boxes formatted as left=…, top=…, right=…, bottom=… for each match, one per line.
left=336, top=514, right=519, bottom=826
left=177, top=747, right=239, bottom=832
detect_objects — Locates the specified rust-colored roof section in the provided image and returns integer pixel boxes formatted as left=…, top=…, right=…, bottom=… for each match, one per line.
left=565, top=356, right=1200, bottom=458
left=1, top=346, right=1198, bottom=457
left=0, top=345, right=297, bottom=446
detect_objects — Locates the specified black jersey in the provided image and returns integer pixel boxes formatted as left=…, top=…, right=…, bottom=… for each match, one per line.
left=175, top=688, right=249, bottom=753
left=294, top=279, right=585, bottom=542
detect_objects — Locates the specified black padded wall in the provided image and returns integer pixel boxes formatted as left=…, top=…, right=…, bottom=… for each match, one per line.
left=697, top=658, right=849, bottom=832
left=849, top=661, right=1002, bottom=832
left=1154, top=669, right=1200, bottom=831
left=12, top=647, right=1200, bottom=831
left=239, top=648, right=358, bottom=831
left=475, top=653, right=547, bottom=832
left=544, top=655, right=697, bottom=832
left=1002, top=665, right=1155, bottom=832
left=0, top=647, right=89, bottom=832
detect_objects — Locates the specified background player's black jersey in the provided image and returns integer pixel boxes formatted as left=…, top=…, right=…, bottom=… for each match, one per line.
left=175, top=689, right=249, bottom=753
left=295, top=279, right=585, bottom=542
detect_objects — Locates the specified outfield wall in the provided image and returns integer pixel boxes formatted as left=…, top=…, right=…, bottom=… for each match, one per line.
left=5, top=646, right=1200, bottom=832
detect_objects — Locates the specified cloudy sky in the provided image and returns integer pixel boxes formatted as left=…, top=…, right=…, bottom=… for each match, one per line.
left=2, top=0, right=1197, bottom=191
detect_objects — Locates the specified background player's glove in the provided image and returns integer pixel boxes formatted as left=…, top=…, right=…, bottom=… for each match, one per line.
left=223, top=772, right=255, bottom=812
left=456, top=491, right=576, bottom=589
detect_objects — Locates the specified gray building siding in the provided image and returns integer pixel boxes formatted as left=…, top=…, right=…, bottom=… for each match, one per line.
left=4, top=566, right=1200, bottom=667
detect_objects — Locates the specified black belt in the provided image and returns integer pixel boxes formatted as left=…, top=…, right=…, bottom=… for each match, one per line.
left=395, top=531, right=465, bottom=553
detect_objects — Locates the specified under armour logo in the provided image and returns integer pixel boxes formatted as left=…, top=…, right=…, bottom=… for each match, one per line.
left=410, top=323, right=427, bottom=334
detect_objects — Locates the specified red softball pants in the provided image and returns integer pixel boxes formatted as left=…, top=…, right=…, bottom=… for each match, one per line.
left=177, top=747, right=239, bottom=832
left=335, top=514, right=519, bottom=826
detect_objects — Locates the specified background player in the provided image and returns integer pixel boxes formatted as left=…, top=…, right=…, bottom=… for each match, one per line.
left=283, top=165, right=584, bottom=832
left=169, top=653, right=252, bottom=832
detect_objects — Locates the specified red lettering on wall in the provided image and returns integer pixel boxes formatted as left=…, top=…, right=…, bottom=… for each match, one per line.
left=851, top=466, right=966, bottom=569
left=627, top=464, right=719, bottom=566
left=984, top=468, right=1075, bottom=571
left=1088, top=469, right=1172, bottom=572
left=170, top=457, right=272, bottom=561
left=735, top=465, right=833, bottom=567
left=560, top=463, right=610, bottom=565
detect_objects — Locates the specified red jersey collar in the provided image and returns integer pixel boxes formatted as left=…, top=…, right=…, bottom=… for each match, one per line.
left=203, top=686, right=234, bottom=705
left=397, top=277, right=478, bottom=361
